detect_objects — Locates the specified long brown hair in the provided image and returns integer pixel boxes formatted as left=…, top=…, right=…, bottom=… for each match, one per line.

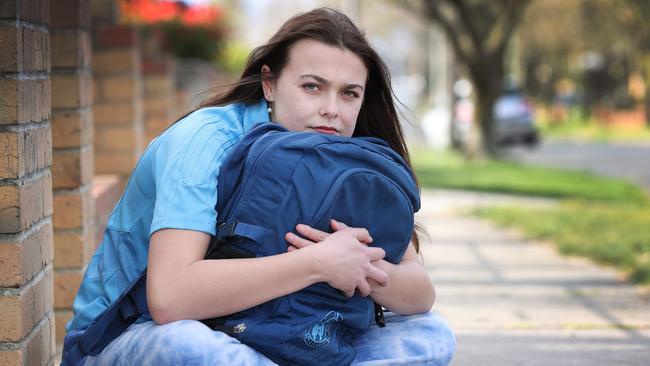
left=194, top=8, right=423, bottom=251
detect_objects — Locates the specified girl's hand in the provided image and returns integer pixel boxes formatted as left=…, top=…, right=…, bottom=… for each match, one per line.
left=285, top=220, right=388, bottom=297
left=285, top=219, right=358, bottom=251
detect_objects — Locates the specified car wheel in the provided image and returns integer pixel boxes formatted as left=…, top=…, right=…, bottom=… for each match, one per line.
left=525, top=132, right=539, bottom=148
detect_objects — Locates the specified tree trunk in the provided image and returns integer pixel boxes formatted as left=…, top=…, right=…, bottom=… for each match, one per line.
left=468, top=55, right=504, bottom=158
left=475, top=89, right=500, bottom=157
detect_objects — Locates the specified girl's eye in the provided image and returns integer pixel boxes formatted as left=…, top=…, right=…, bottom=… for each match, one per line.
left=342, top=90, right=360, bottom=98
left=303, top=83, right=320, bottom=91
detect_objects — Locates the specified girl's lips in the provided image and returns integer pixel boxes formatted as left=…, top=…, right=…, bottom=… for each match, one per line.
left=312, top=126, right=338, bottom=135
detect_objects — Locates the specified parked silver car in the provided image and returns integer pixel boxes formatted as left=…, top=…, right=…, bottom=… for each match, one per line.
left=452, top=83, right=539, bottom=148
left=492, top=87, right=539, bottom=146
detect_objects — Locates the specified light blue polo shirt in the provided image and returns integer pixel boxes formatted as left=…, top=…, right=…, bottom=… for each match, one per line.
left=67, top=100, right=270, bottom=331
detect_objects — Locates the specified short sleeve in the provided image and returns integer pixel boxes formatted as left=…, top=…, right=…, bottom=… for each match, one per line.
left=149, top=109, right=244, bottom=236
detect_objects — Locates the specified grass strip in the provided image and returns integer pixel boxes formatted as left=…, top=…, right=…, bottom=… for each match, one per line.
left=410, top=148, right=650, bottom=284
left=474, top=201, right=650, bottom=284
left=411, top=149, right=648, bottom=204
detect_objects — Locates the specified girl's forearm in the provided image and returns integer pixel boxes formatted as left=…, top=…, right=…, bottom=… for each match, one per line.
left=148, top=248, right=322, bottom=324
left=148, top=227, right=390, bottom=325
left=369, top=259, right=435, bottom=315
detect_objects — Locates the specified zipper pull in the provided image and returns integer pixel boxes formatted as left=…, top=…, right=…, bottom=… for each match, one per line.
left=233, top=323, right=247, bottom=334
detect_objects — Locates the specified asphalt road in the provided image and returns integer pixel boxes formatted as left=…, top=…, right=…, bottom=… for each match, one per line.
left=505, top=140, right=650, bottom=190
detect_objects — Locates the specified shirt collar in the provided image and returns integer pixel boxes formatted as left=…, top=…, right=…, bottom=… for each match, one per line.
left=242, top=99, right=271, bottom=132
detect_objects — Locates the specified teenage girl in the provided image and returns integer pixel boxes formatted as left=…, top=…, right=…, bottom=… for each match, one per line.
left=63, top=7, right=455, bottom=365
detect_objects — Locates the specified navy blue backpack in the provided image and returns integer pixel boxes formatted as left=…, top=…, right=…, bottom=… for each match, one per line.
left=202, top=123, right=420, bottom=365
left=61, top=123, right=420, bottom=366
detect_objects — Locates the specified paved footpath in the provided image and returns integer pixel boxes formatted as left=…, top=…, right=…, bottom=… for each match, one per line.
left=419, top=189, right=650, bottom=366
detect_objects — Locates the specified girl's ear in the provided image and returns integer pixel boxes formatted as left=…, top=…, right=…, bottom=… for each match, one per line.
left=261, top=65, right=274, bottom=102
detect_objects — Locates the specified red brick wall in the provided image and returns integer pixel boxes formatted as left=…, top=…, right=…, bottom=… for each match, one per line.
left=50, top=0, right=95, bottom=343
left=143, top=56, right=177, bottom=143
left=0, top=0, right=56, bottom=365
left=93, top=25, right=144, bottom=176
left=92, top=175, right=123, bottom=251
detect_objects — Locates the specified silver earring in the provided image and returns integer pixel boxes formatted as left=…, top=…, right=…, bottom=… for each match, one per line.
left=265, top=92, right=273, bottom=113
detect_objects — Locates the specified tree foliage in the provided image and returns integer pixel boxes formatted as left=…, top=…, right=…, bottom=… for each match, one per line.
left=405, top=0, right=532, bottom=156
left=518, top=0, right=650, bottom=119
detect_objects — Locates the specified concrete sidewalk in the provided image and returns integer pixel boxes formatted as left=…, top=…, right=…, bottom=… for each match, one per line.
left=419, top=189, right=650, bottom=366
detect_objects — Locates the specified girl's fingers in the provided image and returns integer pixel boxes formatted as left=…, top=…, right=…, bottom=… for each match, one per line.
left=331, top=220, right=372, bottom=243
left=366, top=246, right=385, bottom=262
left=366, top=265, right=389, bottom=287
left=330, top=219, right=348, bottom=231
left=350, top=227, right=373, bottom=244
left=284, top=232, right=315, bottom=249
left=356, top=281, right=372, bottom=297
left=295, top=224, right=329, bottom=242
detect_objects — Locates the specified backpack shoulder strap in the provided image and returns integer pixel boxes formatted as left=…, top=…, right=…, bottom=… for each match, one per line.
left=63, top=270, right=148, bottom=365
left=217, top=123, right=287, bottom=213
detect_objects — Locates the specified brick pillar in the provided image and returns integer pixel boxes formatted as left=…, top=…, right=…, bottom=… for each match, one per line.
left=90, top=0, right=119, bottom=27
left=143, top=56, right=177, bottom=143
left=0, top=1, right=56, bottom=365
left=92, top=25, right=144, bottom=179
left=49, top=0, right=94, bottom=345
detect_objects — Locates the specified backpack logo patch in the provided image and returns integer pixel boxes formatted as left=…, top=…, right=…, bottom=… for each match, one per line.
left=304, top=311, right=343, bottom=348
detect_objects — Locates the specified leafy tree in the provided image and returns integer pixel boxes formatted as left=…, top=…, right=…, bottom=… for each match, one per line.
left=401, top=0, right=532, bottom=156
left=623, top=0, right=650, bottom=123
left=516, top=0, right=581, bottom=106
left=518, top=0, right=650, bottom=123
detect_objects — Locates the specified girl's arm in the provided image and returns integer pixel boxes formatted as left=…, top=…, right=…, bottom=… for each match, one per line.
left=366, top=243, right=436, bottom=315
left=147, top=227, right=388, bottom=324
left=287, top=220, right=435, bottom=315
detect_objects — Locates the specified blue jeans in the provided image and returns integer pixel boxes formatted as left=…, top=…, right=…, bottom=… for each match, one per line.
left=63, top=311, right=455, bottom=365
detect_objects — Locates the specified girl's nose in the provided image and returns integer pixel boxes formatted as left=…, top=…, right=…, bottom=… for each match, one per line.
left=319, top=94, right=339, bottom=119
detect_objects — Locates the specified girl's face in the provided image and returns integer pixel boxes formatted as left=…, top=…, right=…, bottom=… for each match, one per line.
left=262, top=39, right=368, bottom=137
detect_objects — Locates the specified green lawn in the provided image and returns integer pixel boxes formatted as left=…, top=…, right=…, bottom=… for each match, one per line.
left=411, top=150, right=648, bottom=203
left=474, top=202, right=650, bottom=284
left=411, top=149, right=650, bottom=284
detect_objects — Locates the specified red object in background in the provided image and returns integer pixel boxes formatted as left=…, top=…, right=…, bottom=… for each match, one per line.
left=120, top=0, right=179, bottom=24
left=119, top=0, right=223, bottom=26
left=181, top=5, right=223, bottom=26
